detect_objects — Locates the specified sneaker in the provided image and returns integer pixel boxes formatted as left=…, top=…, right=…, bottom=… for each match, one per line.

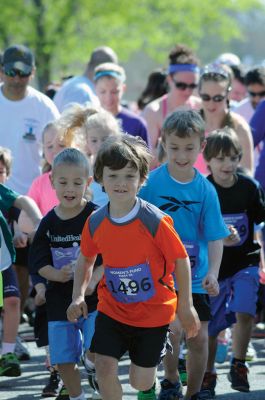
left=81, top=355, right=99, bottom=392
left=42, top=370, right=60, bottom=397
left=228, top=362, right=250, bottom=392
left=14, top=335, right=31, bottom=361
left=200, top=372, right=217, bottom=398
left=158, top=379, right=183, bottom=400
left=138, top=382, right=157, bottom=400
left=0, top=352, right=21, bottom=377
left=189, top=391, right=213, bottom=400
left=91, top=389, right=102, bottom=399
left=245, top=341, right=256, bottom=362
left=55, top=385, right=70, bottom=400
left=178, top=358, right=187, bottom=386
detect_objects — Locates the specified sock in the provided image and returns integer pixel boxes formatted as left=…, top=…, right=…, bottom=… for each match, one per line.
left=2, top=342, right=16, bottom=355
left=70, top=391, right=86, bottom=400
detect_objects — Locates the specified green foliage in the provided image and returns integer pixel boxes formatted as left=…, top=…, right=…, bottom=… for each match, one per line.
left=0, top=0, right=263, bottom=86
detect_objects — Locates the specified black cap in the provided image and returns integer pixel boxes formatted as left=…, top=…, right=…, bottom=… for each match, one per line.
left=2, top=44, right=35, bottom=74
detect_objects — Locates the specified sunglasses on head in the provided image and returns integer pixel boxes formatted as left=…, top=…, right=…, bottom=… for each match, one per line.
left=4, top=68, right=31, bottom=78
left=248, top=90, right=265, bottom=98
left=172, top=80, right=198, bottom=91
left=200, top=93, right=226, bottom=102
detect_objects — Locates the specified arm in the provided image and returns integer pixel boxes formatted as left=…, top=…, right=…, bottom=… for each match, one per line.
left=202, top=239, right=223, bottom=296
left=85, top=264, right=104, bottom=295
left=67, top=252, right=97, bottom=322
left=174, top=256, right=201, bottom=338
left=232, top=112, right=254, bottom=175
left=141, top=101, right=161, bottom=152
left=34, top=282, right=47, bottom=306
left=250, top=100, right=265, bottom=147
left=14, top=195, right=42, bottom=230
left=38, top=264, right=73, bottom=283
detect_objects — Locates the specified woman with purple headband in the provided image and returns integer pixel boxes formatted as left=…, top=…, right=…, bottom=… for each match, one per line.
left=142, top=44, right=201, bottom=160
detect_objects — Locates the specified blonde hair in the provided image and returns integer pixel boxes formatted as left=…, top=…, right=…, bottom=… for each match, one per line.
left=42, top=121, right=60, bottom=173
left=94, top=62, right=126, bottom=83
left=84, top=109, right=121, bottom=138
left=0, top=146, right=12, bottom=177
left=57, top=104, right=100, bottom=149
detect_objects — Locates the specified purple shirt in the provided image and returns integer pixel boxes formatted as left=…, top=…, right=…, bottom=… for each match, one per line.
left=250, top=100, right=265, bottom=190
left=117, top=107, right=150, bottom=146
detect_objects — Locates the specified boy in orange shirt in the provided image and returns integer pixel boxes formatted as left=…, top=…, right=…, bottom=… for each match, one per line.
left=67, top=135, right=200, bottom=400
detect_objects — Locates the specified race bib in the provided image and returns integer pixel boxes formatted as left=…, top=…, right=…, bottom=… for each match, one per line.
left=105, top=262, right=155, bottom=303
left=183, top=241, right=200, bottom=279
left=223, top=213, right=248, bottom=246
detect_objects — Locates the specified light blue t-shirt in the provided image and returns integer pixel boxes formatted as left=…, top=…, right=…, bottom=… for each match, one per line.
left=139, top=164, right=229, bottom=293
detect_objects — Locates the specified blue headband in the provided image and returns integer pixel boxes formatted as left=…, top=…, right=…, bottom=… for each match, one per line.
left=94, top=70, right=125, bottom=82
left=168, top=64, right=200, bottom=74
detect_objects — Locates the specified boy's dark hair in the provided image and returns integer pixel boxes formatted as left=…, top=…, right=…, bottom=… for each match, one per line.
left=161, top=110, right=205, bottom=143
left=230, top=64, right=246, bottom=85
left=52, top=147, right=91, bottom=176
left=245, top=66, right=265, bottom=86
left=203, top=127, right=242, bottom=162
left=0, top=146, right=12, bottom=177
left=94, top=135, right=152, bottom=183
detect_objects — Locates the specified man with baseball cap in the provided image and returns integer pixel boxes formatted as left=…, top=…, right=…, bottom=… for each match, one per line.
left=0, top=44, right=59, bottom=373
left=54, top=45, right=118, bottom=112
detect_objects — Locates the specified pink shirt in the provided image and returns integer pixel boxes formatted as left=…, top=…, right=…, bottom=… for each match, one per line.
left=27, top=172, right=59, bottom=216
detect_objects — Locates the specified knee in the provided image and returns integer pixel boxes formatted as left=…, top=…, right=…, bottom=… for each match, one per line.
left=4, top=296, right=20, bottom=310
left=236, top=313, right=253, bottom=325
left=95, top=357, right=117, bottom=378
left=130, top=377, right=154, bottom=391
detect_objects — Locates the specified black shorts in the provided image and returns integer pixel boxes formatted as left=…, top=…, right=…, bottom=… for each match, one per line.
left=14, top=245, right=30, bottom=267
left=34, top=304, right=48, bottom=348
left=90, top=312, right=169, bottom=368
left=2, top=266, right=20, bottom=298
left=192, top=293, right=212, bottom=321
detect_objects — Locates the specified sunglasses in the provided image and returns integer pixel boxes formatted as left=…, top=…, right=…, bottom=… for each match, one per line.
left=173, top=80, right=198, bottom=90
left=248, top=90, right=265, bottom=98
left=200, top=93, right=226, bottom=102
left=4, top=68, right=31, bottom=78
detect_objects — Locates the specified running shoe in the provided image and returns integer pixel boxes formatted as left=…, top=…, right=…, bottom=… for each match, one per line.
left=0, top=352, right=21, bottom=377
left=200, top=371, right=217, bottom=398
left=138, top=382, right=157, bottom=400
left=178, top=358, right=187, bottom=386
left=42, top=369, right=60, bottom=397
left=158, top=379, right=183, bottom=399
left=228, top=361, right=250, bottom=392
left=55, top=384, right=70, bottom=400
left=15, top=335, right=31, bottom=361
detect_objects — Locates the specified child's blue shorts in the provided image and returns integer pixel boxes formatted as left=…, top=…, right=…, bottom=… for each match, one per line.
left=208, top=266, right=259, bottom=337
left=49, top=310, right=97, bottom=365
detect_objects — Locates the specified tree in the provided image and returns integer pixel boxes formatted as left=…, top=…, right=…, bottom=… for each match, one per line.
left=0, top=0, right=262, bottom=88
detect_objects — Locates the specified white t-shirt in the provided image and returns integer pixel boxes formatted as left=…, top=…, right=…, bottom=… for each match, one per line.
left=233, top=97, right=254, bottom=123
left=0, top=85, right=60, bottom=194
left=54, top=75, right=99, bottom=112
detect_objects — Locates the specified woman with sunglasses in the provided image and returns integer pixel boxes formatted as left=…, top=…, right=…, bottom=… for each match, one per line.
left=142, top=44, right=201, bottom=159
left=195, top=65, right=254, bottom=175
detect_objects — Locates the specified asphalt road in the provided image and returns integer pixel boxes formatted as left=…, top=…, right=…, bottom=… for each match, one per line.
left=0, top=323, right=264, bottom=400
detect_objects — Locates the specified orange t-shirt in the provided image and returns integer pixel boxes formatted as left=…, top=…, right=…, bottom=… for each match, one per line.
left=81, top=199, right=187, bottom=327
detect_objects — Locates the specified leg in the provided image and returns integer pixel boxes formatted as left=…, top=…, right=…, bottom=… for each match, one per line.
left=13, top=264, right=29, bottom=316
left=130, top=363, right=157, bottom=391
left=232, top=312, right=254, bottom=359
left=2, top=296, right=20, bottom=344
left=163, top=316, right=183, bottom=383
left=185, top=321, right=209, bottom=399
left=95, top=354, right=122, bottom=400
left=207, top=335, right=218, bottom=371
left=57, top=363, right=83, bottom=397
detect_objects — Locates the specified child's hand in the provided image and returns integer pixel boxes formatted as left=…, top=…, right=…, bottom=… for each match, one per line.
left=35, top=287, right=46, bottom=306
left=202, top=273, right=219, bottom=296
left=67, top=297, right=88, bottom=322
left=177, top=303, right=201, bottom=339
left=259, top=270, right=265, bottom=285
left=223, top=225, right=240, bottom=246
left=13, top=231, right=28, bottom=248
left=58, top=265, right=73, bottom=282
